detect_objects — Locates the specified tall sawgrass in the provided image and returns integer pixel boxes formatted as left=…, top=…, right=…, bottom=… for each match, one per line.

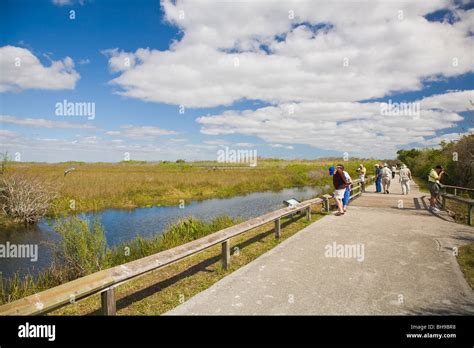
left=3, top=159, right=376, bottom=216
left=0, top=215, right=238, bottom=305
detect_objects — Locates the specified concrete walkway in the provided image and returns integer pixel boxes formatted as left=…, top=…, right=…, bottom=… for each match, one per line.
left=167, top=177, right=474, bottom=315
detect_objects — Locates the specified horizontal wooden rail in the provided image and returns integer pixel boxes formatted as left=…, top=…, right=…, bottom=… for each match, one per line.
left=440, top=189, right=474, bottom=226
left=439, top=184, right=474, bottom=192
left=0, top=177, right=371, bottom=316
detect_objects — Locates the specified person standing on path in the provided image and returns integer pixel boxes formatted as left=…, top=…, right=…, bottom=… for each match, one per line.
left=375, top=164, right=382, bottom=193
left=428, top=165, right=444, bottom=212
left=391, top=164, right=397, bottom=179
left=342, top=167, right=352, bottom=212
left=399, top=164, right=412, bottom=195
left=333, top=164, right=348, bottom=216
left=381, top=163, right=392, bottom=194
left=357, top=164, right=366, bottom=192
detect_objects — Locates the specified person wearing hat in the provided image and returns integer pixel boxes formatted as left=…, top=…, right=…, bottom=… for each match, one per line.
left=399, top=164, right=412, bottom=195
left=356, top=164, right=366, bottom=192
left=332, top=164, right=348, bottom=216
left=375, top=164, right=382, bottom=193
left=328, top=165, right=335, bottom=176
left=381, top=163, right=392, bottom=194
left=428, top=165, right=444, bottom=212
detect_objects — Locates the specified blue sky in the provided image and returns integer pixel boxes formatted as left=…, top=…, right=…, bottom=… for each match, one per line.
left=0, top=0, right=473, bottom=162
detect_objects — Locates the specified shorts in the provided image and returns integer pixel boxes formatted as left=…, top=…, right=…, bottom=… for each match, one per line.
left=428, top=182, right=440, bottom=197
left=333, top=188, right=346, bottom=199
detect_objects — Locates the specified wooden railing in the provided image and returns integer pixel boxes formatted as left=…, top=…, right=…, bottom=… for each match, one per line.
left=439, top=184, right=474, bottom=226
left=0, top=176, right=373, bottom=316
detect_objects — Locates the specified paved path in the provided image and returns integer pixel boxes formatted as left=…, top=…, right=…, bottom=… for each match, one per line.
left=167, top=177, right=474, bottom=315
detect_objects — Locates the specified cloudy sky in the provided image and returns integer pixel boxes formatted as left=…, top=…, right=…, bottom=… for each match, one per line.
left=0, top=0, right=473, bottom=162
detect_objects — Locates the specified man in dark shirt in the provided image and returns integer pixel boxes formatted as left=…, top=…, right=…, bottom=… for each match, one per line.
left=333, top=164, right=348, bottom=216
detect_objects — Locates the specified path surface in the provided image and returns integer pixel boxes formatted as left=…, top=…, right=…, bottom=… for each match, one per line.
left=167, top=178, right=474, bottom=315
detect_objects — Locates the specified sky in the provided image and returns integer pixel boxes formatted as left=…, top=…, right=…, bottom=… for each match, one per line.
left=0, top=0, right=473, bottom=163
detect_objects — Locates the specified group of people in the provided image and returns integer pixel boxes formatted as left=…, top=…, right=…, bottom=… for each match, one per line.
left=328, top=161, right=446, bottom=216
left=329, top=162, right=414, bottom=216
left=374, top=163, right=412, bottom=195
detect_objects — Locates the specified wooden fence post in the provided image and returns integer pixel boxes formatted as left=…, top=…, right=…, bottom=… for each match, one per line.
left=275, top=218, right=281, bottom=239
left=469, top=204, right=473, bottom=226
left=323, top=196, right=330, bottom=213
left=221, top=240, right=230, bottom=269
left=306, top=206, right=311, bottom=221
left=101, top=288, right=116, bottom=316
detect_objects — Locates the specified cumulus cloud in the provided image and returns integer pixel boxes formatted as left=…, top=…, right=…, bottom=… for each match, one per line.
left=197, top=90, right=473, bottom=157
left=0, top=46, right=80, bottom=92
left=106, top=0, right=473, bottom=108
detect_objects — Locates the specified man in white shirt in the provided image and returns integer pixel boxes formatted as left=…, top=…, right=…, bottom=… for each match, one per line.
left=381, top=163, right=392, bottom=194
left=399, top=164, right=412, bottom=195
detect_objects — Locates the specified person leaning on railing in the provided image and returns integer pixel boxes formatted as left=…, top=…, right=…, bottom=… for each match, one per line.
left=428, top=165, right=444, bottom=212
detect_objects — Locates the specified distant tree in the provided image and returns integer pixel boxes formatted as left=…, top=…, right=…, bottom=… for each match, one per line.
left=396, top=134, right=473, bottom=188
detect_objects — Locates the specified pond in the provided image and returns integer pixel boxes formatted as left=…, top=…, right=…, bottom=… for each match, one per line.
left=0, top=185, right=327, bottom=280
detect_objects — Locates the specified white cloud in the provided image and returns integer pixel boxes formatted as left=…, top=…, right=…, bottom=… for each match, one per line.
left=234, top=142, right=255, bottom=147
left=420, top=90, right=473, bottom=111
left=106, top=1, right=473, bottom=108
left=0, top=129, right=18, bottom=138
left=0, top=46, right=80, bottom=92
left=51, top=0, right=86, bottom=6
left=51, top=0, right=73, bottom=5
left=423, top=132, right=470, bottom=146
left=120, top=125, right=178, bottom=139
left=197, top=90, right=472, bottom=157
left=269, top=144, right=294, bottom=150
left=0, top=115, right=95, bottom=129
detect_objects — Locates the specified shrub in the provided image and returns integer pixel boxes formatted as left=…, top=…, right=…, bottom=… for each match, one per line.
left=397, top=134, right=473, bottom=188
left=0, top=173, right=58, bottom=225
left=53, top=216, right=108, bottom=279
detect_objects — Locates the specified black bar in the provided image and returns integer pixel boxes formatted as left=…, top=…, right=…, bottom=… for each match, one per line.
left=0, top=315, right=472, bottom=346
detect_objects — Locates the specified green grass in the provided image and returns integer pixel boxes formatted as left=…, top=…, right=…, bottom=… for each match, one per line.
left=412, top=176, right=429, bottom=193
left=0, top=206, right=325, bottom=314
left=3, top=159, right=377, bottom=217
left=457, top=244, right=474, bottom=289
left=0, top=215, right=239, bottom=305
left=51, top=209, right=322, bottom=315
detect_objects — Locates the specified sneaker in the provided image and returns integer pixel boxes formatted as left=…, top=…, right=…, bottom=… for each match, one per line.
left=430, top=207, right=440, bottom=212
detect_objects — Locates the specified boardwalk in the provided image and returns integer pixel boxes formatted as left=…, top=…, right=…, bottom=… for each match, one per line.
left=167, top=179, right=474, bottom=315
